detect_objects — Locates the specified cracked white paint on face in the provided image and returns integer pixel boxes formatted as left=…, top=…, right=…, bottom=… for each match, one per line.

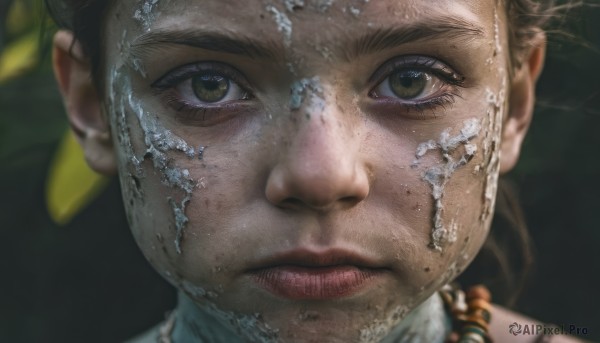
left=266, top=5, right=293, bottom=47
left=109, top=63, right=196, bottom=255
left=493, top=9, right=502, bottom=56
left=412, top=118, right=482, bottom=251
left=289, top=76, right=324, bottom=111
left=282, top=0, right=305, bottom=11
left=480, top=74, right=507, bottom=224
left=100, top=0, right=520, bottom=341
left=133, top=0, right=161, bottom=32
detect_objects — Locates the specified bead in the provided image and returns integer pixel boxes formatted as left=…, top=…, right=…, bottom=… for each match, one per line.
left=441, top=284, right=493, bottom=343
left=468, top=307, right=491, bottom=323
left=466, top=285, right=491, bottom=302
left=462, top=324, right=487, bottom=337
left=464, top=315, right=489, bottom=331
left=468, top=298, right=492, bottom=312
left=457, top=332, right=486, bottom=343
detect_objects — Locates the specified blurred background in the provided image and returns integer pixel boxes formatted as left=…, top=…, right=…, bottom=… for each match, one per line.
left=0, top=0, right=599, bottom=342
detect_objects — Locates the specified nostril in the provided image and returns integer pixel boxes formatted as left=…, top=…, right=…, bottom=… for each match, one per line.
left=340, top=196, right=359, bottom=205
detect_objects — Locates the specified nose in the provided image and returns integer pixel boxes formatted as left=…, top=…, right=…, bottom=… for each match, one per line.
left=265, top=91, right=370, bottom=212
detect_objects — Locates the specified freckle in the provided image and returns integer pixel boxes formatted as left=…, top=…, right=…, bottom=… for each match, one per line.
left=204, top=198, right=210, bottom=208
left=406, top=190, right=411, bottom=195
left=424, top=267, right=431, bottom=272
left=464, top=236, right=470, bottom=243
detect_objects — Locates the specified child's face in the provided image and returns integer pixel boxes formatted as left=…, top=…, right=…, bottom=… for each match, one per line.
left=103, top=0, right=510, bottom=339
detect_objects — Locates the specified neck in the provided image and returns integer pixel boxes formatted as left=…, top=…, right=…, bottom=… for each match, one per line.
left=378, top=293, right=450, bottom=343
left=169, top=291, right=450, bottom=343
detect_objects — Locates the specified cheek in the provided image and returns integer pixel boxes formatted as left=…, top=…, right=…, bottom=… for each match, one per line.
left=107, top=65, right=203, bottom=276
left=393, top=84, right=507, bottom=287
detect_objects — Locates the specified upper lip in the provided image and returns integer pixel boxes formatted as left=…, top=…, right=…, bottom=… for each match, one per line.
left=246, top=247, right=386, bottom=271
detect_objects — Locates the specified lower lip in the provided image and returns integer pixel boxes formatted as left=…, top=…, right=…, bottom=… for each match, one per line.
left=250, top=265, right=384, bottom=300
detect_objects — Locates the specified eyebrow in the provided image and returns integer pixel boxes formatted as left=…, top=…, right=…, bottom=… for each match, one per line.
left=130, top=30, right=280, bottom=60
left=346, top=16, right=485, bottom=61
left=129, top=15, right=484, bottom=62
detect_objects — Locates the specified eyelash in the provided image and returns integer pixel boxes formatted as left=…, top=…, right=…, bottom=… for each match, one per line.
left=368, top=55, right=465, bottom=116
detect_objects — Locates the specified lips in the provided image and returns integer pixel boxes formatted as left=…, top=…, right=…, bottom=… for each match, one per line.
left=247, top=248, right=389, bottom=300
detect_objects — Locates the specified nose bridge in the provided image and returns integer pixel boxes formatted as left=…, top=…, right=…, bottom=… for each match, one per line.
left=289, top=77, right=354, bottom=179
left=265, top=78, right=369, bottom=210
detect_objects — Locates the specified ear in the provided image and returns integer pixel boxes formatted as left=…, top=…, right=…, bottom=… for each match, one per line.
left=52, top=30, right=117, bottom=175
left=499, top=33, right=546, bottom=174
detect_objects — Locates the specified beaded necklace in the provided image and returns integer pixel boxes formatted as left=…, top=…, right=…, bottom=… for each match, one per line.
left=440, top=284, right=493, bottom=343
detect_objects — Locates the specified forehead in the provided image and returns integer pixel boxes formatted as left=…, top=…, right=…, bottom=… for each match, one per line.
left=107, top=0, right=498, bottom=43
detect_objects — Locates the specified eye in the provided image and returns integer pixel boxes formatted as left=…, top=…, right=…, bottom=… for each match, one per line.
left=371, top=69, right=444, bottom=101
left=153, top=62, right=252, bottom=108
left=175, top=71, right=250, bottom=106
left=151, top=62, right=257, bottom=126
left=367, top=56, right=466, bottom=116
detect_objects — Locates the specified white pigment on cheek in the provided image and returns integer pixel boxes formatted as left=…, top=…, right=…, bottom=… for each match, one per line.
left=412, top=118, right=482, bottom=251
left=266, top=5, right=293, bottom=47
left=109, top=66, right=197, bottom=254
left=479, top=75, right=507, bottom=224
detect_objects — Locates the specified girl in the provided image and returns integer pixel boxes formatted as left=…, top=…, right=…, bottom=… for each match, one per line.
left=47, top=0, right=584, bottom=341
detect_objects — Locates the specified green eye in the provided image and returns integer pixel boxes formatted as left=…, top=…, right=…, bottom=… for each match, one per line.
left=388, top=71, right=430, bottom=99
left=192, top=74, right=230, bottom=103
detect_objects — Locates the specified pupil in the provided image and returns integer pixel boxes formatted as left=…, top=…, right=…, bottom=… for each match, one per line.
left=192, top=74, right=229, bottom=103
left=389, top=71, right=427, bottom=99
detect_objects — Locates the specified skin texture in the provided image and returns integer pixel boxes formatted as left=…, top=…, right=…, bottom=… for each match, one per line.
left=52, top=0, right=550, bottom=341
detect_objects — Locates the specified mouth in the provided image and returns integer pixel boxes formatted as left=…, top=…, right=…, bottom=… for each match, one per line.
left=246, top=248, right=390, bottom=300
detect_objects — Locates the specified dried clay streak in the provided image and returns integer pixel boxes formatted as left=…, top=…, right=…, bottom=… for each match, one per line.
left=480, top=80, right=506, bottom=224
left=266, top=5, right=292, bottom=47
left=412, top=118, right=481, bottom=251
left=112, top=69, right=196, bottom=254
left=133, top=0, right=160, bottom=32
left=282, top=0, right=304, bottom=12
left=289, top=76, right=324, bottom=111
